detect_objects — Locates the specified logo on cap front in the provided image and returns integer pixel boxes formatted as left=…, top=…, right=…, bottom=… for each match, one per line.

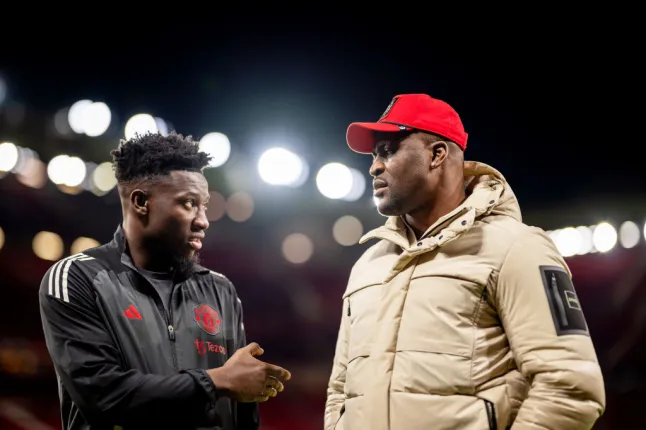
left=379, top=97, right=399, bottom=120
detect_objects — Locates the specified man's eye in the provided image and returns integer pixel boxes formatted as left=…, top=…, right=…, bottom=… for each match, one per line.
left=185, top=199, right=196, bottom=207
left=375, top=145, right=394, bottom=158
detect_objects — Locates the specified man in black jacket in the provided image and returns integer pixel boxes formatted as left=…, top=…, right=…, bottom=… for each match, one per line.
left=39, top=132, right=291, bottom=429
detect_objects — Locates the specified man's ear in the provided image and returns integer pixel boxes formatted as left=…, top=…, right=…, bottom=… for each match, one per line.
left=130, top=189, right=148, bottom=215
left=429, top=141, right=449, bottom=169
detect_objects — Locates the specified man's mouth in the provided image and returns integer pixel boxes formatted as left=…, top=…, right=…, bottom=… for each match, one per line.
left=188, top=237, right=204, bottom=250
left=374, top=187, right=387, bottom=197
left=373, top=179, right=388, bottom=196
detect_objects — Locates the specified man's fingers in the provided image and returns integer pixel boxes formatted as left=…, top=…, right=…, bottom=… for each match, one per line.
left=251, top=388, right=276, bottom=403
left=267, top=376, right=284, bottom=392
left=266, top=364, right=291, bottom=381
left=246, top=342, right=264, bottom=357
left=253, top=395, right=270, bottom=403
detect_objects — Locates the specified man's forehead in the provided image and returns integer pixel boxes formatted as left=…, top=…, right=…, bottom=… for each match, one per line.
left=155, top=171, right=208, bottom=193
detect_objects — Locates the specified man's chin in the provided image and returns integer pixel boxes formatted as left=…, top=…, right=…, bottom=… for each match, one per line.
left=171, top=252, right=200, bottom=278
left=376, top=199, right=399, bottom=217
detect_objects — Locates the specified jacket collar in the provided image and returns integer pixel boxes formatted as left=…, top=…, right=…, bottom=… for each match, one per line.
left=111, top=224, right=210, bottom=276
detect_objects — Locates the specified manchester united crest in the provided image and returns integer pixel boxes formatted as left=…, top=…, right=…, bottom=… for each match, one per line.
left=193, top=304, right=221, bottom=335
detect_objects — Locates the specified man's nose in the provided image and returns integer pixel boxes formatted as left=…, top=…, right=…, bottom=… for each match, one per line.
left=369, top=159, right=385, bottom=177
left=194, top=209, right=209, bottom=231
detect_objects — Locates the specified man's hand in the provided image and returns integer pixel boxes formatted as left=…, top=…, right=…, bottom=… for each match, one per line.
left=206, top=342, right=291, bottom=403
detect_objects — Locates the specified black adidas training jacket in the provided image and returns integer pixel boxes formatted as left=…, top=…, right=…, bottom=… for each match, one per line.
left=38, top=225, right=259, bottom=430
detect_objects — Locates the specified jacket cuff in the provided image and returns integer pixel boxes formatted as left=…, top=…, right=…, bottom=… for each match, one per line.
left=182, top=369, right=219, bottom=423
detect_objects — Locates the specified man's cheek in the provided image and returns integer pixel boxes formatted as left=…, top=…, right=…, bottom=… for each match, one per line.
left=161, top=212, right=185, bottom=237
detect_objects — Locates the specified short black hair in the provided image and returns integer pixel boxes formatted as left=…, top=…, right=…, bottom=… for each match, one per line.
left=111, top=131, right=212, bottom=186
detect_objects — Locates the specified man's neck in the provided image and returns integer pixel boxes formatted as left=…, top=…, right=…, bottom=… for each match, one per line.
left=404, top=189, right=466, bottom=240
left=122, top=223, right=172, bottom=273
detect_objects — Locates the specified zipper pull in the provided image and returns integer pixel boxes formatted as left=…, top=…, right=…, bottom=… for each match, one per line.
left=347, top=300, right=351, bottom=317
left=168, top=325, right=175, bottom=341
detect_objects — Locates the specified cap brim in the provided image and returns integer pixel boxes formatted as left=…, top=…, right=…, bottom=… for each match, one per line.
left=346, top=122, right=403, bottom=154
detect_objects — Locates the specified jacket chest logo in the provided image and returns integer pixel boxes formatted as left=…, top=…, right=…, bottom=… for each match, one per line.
left=193, top=304, right=221, bottom=335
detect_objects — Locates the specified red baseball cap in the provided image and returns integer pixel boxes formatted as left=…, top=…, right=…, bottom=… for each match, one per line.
left=346, top=94, right=468, bottom=154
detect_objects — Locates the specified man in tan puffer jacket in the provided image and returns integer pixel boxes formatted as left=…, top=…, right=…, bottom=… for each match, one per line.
left=324, top=94, right=605, bottom=430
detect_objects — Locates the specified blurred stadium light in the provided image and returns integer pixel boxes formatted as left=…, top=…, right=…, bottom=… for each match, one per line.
left=546, top=221, right=643, bottom=257
left=593, top=222, right=617, bottom=253
left=32, top=231, right=64, bottom=261
left=226, top=192, right=254, bottom=222
left=0, top=142, right=18, bottom=172
left=316, top=162, right=351, bottom=199
left=67, top=100, right=92, bottom=133
left=0, top=143, right=47, bottom=189
left=206, top=191, right=227, bottom=222
left=344, top=168, right=367, bottom=202
left=71, top=237, right=101, bottom=254
left=282, top=233, right=314, bottom=264
left=257, top=147, right=308, bottom=187
left=16, top=156, right=47, bottom=189
left=67, top=100, right=112, bottom=137
left=124, top=113, right=169, bottom=140
left=46, top=155, right=86, bottom=188
left=619, top=221, right=640, bottom=249
left=316, top=162, right=366, bottom=201
left=90, top=161, right=117, bottom=196
left=82, top=103, right=111, bottom=137
left=333, top=215, right=364, bottom=246
left=200, top=132, right=232, bottom=168
left=550, top=227, right=588, bottom=257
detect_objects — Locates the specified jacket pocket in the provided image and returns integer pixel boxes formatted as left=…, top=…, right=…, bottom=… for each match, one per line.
left=345, top=349, right=371, bottom=397
left=483, top=399, right=497, bottom=430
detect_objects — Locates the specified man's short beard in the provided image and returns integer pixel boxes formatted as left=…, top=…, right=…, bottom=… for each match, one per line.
left=170, top=252, right=200, bottom=279
left=377, top=194, right=406, bottom=217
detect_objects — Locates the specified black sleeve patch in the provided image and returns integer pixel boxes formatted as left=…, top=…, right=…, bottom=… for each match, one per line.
left=539, top=265, right=589, bottom=336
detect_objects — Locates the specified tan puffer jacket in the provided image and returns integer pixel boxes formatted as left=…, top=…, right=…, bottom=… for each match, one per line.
left=325, top=161, right=605, bottom=430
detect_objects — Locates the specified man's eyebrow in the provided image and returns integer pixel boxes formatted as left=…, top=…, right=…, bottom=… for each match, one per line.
left=176, top=190, right=200, bottom=199
left=178, top=190, right=211, bottom=201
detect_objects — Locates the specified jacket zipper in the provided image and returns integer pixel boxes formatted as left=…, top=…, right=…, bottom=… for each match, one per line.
left=132, top=269, right=180, bottom=371
left=472, top=286, right=488, bottom=324
left=167, top=284, right=179, bottom=371
left=483, top=399, right=497, bottom=430
left=152, top=285, right=179, bottom=371
left=550, top=273, right=569, bottom=327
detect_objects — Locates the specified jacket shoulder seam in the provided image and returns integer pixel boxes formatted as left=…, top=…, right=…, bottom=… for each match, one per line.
left=43, top=252, right=99, bottom=303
